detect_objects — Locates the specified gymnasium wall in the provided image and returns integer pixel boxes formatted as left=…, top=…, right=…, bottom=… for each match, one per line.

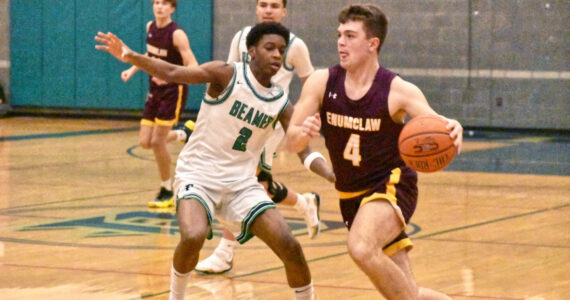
left=6, top=0, right=211, bottom=111
left=3, top=0, right=568, bottom=130
left=212, top=0, right=568, bottom=130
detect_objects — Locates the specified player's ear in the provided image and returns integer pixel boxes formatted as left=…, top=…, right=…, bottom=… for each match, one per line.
left=248, top=47, right=256, bottom=60
left=368, top=37, right=380, bottom=52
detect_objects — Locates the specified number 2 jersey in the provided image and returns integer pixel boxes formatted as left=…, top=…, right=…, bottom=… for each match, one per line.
left=175, top=62, right=289, bottom=182
left=320, top=65, right=416, bottom=193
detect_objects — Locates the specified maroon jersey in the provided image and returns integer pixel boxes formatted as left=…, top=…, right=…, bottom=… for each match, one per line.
left=146, top=21, right=184, bottom=87
left=320, top=65, right=415, bottom=192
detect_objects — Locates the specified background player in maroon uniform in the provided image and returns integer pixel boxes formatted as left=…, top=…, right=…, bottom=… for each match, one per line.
left=121, top=0, right=198, bottom=208
left=286, top=4, right=462, bottom=299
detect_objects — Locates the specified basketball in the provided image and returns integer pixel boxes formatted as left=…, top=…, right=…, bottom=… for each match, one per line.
left=398, top=115, right=457, bottom=173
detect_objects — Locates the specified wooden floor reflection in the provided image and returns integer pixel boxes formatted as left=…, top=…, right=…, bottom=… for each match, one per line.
left=0, top=117, right=568, bottom=299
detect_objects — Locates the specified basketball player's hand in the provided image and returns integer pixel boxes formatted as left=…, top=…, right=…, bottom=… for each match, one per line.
left=443, top=117, right=463, bottom=154
left=95, top=32, right=134, bottom=63
left=301, top=113, right=321, bottom=138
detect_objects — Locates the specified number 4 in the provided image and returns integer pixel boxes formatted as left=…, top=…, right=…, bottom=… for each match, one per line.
left=343, top=133, right=361, bottom=166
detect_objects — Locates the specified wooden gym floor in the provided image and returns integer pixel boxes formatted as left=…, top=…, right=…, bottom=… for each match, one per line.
left=0, top=116, right=568, bottom=299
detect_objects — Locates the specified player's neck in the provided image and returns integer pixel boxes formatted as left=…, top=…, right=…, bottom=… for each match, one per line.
left=344, top=58, right=379, bottom=99
left=155, top=17, right=173, bottom=28
left=249, top=63, right=272, bottom=88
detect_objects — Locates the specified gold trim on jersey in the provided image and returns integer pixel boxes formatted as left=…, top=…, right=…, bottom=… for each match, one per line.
left=383, top=238, right=413, bottom=256
left=337, top=189, right=369, bottom=199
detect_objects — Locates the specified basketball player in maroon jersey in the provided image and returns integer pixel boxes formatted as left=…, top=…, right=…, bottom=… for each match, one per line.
left=121, top=0, right=198, bottom=208
left=286, top=4, right=462, bottom=299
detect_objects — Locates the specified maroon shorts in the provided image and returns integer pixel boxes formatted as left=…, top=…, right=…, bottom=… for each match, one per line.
left=338, top=166, right=418, bottom=255
left=142, top=83, right=188, bottom=127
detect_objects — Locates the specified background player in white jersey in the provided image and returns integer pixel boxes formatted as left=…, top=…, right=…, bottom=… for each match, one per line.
left=96, top=22, right=315, bottom=300
left=195, top=0, right=335, bottom=275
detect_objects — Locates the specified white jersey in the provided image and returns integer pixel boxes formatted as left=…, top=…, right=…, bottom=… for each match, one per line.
left=175, top=62, right=289, bottom=182
left=227, top=26, right=314, bottom=95
left=228, top=26, right=313, bottom=169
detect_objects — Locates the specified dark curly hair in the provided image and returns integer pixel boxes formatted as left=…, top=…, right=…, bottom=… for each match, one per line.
left=246, top=22, right=290, bottom=49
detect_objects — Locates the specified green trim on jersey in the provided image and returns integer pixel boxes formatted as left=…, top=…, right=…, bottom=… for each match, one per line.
left=259, top=149, right=272, bottom=172
left=236, top=201, right=276, bottom=244
left=282, top=35, right=297, bottom=71
left=177, top=193, right=214, bottom=240
left=243, top=62, right=284, bottom=102
left=272, top=99, right=290, bottom=129
left=202, top=63, right=238, bottom=105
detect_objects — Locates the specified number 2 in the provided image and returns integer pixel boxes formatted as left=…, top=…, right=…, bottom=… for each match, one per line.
left=232, top=127, right=252, bottom=152
left=343, top=133, right=361, bottom=166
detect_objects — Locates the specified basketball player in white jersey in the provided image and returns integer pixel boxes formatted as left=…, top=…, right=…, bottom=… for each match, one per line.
left=96, top=22, right=315, bottom=300
left=195, top=0, right=335, bottom=275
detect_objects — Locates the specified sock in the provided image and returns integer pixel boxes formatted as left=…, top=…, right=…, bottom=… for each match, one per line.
left=293, top=193, right=307, bottom=213
left=169, top=265, right=191, bottom=300
left=176, top=129, right=187, bottom=142
left=293, top=281, right=314, bottom=300
left=215, top=237, right=237, bottom=259
left=161, top=178, right=172, bottom=191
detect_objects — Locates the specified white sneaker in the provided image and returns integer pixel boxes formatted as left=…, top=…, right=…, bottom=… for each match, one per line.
left=195, top=250, right=233, bottom=274
left=302, top=192, right=321, bottom=239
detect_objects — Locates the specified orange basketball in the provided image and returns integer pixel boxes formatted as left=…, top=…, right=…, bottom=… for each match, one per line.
left=398, top=115, right=456, bottom=173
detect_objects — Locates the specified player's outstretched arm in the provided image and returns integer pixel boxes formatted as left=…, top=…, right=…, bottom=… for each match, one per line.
left=285, top=69, right=329, bottom=153
left=95, top=31, right=229, bottom=87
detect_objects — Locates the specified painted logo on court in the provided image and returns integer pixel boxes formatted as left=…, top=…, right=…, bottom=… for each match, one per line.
left=21, top=211, right=347, bottom=238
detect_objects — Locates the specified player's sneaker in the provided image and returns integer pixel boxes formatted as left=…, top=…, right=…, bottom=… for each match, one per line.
left=302, top=192, right=321, bottom=239
left=148, top=187, right=174, bottom=208
left=182, top=120, right=195, bottom=143
left=195, top=250, right=233, bottom=274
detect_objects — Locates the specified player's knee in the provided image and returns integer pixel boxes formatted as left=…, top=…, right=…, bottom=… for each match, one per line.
left=347, top=236, right=375, bottom=266
left=270, top=181, right=288, bottom=203
left=276, top=234, right=304, bottom=262
left=139, top=140, right=152, bottom=149
left=178, top=228, right=207, bottom=249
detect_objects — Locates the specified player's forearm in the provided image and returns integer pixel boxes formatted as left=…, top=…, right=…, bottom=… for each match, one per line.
left=124, top=52, right=190, bottom=84
left=285, top=125, right=312, bottom=154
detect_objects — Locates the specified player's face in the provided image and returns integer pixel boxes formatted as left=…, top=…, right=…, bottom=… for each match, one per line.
left=153, top=0, right=175, bottom=19
left=337, top=21, right=375, bottom=69
left=250, top=34, right=287, bottom=78
left=256, top=0, right=287, bottom=22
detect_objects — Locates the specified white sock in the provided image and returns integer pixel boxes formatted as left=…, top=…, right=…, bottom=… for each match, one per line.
left=161, top=178, right=172, bottom=191
left=175, top=129, right=187, bottom=141
left=293, top=281, right=314, bottom=300
left=215, top=237, right=237, bottom=258
left=169, top=265, right=191, bottom=300
left=293, top=193, right=307, bottom=213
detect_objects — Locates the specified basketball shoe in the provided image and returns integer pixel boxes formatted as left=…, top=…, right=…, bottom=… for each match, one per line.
left=182, top=120, right=194, bottom=143
left=302, top=192, right=321, bottom=239
left=148, top=187, right=174, bottom=208
left=194, top=249, right=233, bottom=274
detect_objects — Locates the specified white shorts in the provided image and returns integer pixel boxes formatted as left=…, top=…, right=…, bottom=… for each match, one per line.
left=174, top=175, right=275, bottom=244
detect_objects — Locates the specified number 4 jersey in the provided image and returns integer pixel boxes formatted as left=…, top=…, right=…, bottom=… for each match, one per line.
left=320, top=64, right=414, bottom=193
left=176, top=62, right=289, bottom=182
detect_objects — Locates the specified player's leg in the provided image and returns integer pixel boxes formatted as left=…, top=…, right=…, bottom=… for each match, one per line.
left=250, top=208, right=313, bottom=299
left=170, top=198, right=210, bottom=300
left=347, top=200, right=416, bottom=299
left=147, top=124, right=175, bottom=208
left=259, top=170, right=321, bottom=239
left=391, top=250, right=452, bottom=300
left=195, top=228, right=236, bottom=274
